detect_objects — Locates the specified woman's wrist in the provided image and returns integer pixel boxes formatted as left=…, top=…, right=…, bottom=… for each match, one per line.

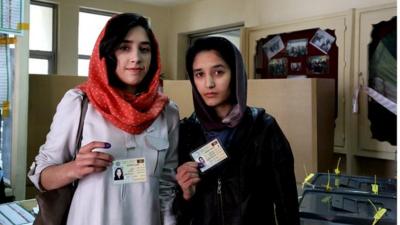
left=182, top=190, right=194, bottom=200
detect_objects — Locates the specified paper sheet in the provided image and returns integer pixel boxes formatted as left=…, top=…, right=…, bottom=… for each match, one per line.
left=1, top=0, right=24, bottom=35
left=0, top=36, right=10, bottom=104
left=0, top=202, right=34, bottom=225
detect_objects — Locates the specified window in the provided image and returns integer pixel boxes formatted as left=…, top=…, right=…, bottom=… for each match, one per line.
left=189, top=26, right=242, bottom=52
left=29, top=1, right=57, bottom=74
left=78, top=9, right=114, bottom=76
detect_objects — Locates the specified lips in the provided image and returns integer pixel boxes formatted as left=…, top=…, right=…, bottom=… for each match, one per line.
left=126, top=67, right=144, bottom=75
left=127, top=67, right=144, bottom=71
left=204, top=92, right=217, bottom=98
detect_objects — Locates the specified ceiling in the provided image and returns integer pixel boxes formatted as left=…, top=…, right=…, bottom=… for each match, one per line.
left=124, top=0, right=200, bottom=7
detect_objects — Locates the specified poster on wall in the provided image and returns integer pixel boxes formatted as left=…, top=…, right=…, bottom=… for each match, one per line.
left=309, top=29, right=335, bottom=54
left=262, top=35, right=284, bottom=59
left=286, top=39, right=308, bottom=57
left=290, top=62, right=302, bottom=72
left=268, top=58, right=288, bottom=76
left=307, top=55, right=329, bottom=74
left=0, top=0, right=24, bottom=35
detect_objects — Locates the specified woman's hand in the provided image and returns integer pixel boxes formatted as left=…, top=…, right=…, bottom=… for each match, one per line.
left=176, top=162, right=201, bottom=200
left=71, top=141, right=113, bottom=179
left=40, top=141, right=113, bottom=190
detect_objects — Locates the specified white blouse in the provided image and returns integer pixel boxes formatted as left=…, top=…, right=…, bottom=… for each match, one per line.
left=28, top=89, right=179, bottom=225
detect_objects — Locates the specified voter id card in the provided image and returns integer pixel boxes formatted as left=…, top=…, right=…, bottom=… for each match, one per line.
left=112, top=158, right=147, bottom=184
left=190, top=138, right=228, bottom=173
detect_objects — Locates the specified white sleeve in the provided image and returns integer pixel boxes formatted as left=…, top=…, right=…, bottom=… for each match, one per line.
left=27, top=89, right=85, bottom=191
left=159, top=102, right=180, bottom=225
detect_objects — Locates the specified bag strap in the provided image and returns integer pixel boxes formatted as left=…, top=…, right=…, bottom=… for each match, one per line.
left=71, top=94, right=88, bottom=188
left=73, top=94, right=88, bottom=159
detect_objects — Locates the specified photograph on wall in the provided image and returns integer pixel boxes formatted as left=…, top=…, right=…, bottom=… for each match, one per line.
left=262, top=35, right=285, bottom=59
left=290, top=62, right=302, bottom=72
left=286, top=38, right=308, bottom=57
left=307, top=55, right=329, bottom=74
left=268, top=58, right=288, bottom=76
left=309, top=29, right=335, bottom=54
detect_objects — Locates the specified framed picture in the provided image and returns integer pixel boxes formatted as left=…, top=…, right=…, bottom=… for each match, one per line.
left=307, top=55, right=329, bottom=74
left=286, top=38, right=308, bottom=57
left=268, top=58, right=288, bottom=76
left=309, top=29, right=335, bottom=54
left=262, top=35, right=284, bottom=59
left=290, top=62, right=302, bottom=72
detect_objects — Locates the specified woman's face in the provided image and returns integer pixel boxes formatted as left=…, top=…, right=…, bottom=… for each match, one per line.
left=193, top=50, right=232, bottom=109
left=114, top=26, right=152, bottom=93
left=116, top=169, right=122, bottom=177
left=198, top=157, right=205, bottom=163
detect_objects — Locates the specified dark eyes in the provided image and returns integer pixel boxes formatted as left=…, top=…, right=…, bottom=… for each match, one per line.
left=139, top=47, right=151, bottom=53
left=193, top=70, right=225, bottom=78
left=118, top=45, right=130, bottom=51
left=194, top=72, right=204, bottom=78
left=214, top=70, right=224, bottom=75
left=117, top=45, right=151, bottom=53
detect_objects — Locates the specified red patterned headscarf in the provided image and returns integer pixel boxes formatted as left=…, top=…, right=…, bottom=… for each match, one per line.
left=79, top=13, right=168, bottom=134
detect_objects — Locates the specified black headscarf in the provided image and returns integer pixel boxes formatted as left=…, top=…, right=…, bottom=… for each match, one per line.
left=186, top=37, right=247, bottom=131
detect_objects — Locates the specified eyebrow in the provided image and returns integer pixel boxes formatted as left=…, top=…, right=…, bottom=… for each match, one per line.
left=193, top=68, right=203, bottom=73
left=193, top=64, right=226, bottom=73
left=212, top=64, right=226, bottom=70
left=121, top=40, right=151, bottom=46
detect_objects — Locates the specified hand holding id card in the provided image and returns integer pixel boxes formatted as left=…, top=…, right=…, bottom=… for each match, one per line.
left=190, top=139, right=228, bottom=173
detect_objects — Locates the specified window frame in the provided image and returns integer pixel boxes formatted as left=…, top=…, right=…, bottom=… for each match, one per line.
left=188, top=25, right=243, bottom=50
left=78, top=8, right=115, bottom=76
left=182, top=24, right=244, bottom=79
left=29, top=0, right=58, bottom=74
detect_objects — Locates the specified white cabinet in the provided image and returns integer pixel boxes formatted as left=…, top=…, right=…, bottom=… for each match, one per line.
left=352, top=3, right=396, bottom=160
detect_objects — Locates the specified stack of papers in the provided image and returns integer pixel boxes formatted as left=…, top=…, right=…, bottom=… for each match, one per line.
left=0, top=202, right=34, bottom=225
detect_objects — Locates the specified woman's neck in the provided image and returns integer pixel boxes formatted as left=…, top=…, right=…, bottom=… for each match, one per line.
left=125, top=86, right=137, bottom=94
left=215, top=103, right=233, bottom=119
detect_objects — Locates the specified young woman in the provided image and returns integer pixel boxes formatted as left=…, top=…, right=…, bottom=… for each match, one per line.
left=28, top=13, right=179, bottom=225
left=174, top=37, right=299, bottom=225
left=114, top=167, right=124, bottom=181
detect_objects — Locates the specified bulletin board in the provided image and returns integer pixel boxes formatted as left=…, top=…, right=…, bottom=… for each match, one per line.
left=254, top=28, right=338, bottom=116
left=254, top=28, right=338, bottom=80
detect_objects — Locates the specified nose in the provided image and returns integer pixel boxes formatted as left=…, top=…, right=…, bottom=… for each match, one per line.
left=129, top=48, right=142, bottom=63
left=205, top=74, right=215, bottom=89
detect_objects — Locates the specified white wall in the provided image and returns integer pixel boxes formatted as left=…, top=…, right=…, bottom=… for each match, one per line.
left=166, top=0, right=396, bottom=79
left=244, top=0, right=396, bottom=26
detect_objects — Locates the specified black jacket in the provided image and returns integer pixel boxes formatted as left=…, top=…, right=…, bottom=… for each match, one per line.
left=173, top=107, right=300, bottom=225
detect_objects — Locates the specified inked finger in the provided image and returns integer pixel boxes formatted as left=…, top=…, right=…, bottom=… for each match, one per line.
left=80, top=141, right=111, bottom=154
